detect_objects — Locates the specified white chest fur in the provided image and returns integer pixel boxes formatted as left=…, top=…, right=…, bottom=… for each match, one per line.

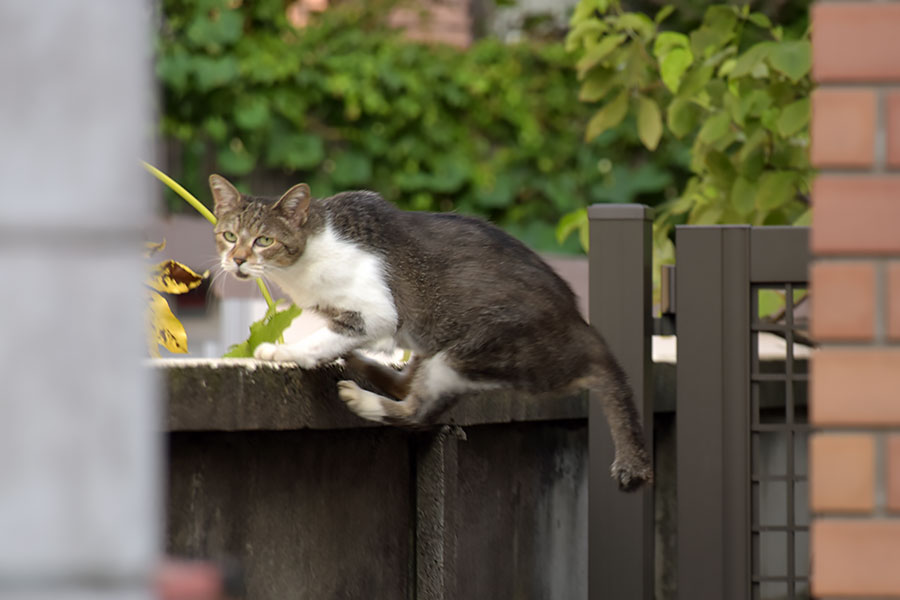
left=267, top=223, right=398, bottom=340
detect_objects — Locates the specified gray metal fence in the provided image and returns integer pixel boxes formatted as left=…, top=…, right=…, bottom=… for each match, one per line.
left=587, top=211, right=811, bottom=600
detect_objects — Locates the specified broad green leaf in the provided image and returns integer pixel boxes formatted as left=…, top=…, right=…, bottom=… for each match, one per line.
left=566, top=20, right=608, bottom=53
left=576, top=34, right=627, bottom=78
left=655, top=5, right=675, bottom=23
left=730, top=42, right=774, bottom=79
left=235, top=96, right=271, bottom=131
left=579, top=69, right=619, bottom=102
left=556, top=208, right=588, bottom=248
left=217, top=144, right=256, bottom=176
left=660, top=48, right=693, bottom=93
left=332, top=151, right=373, bottom=187
left=224, top=304, right=303, bottom=358
left=636, top=95, right=663, bottom=150
left=793, top=208, right=812, bottom=226
left=730, top=176, right=756, bottom=215
left=148, top=291, right=188, bottom=356
left=697, top=110, right=731, bottom=144
left=758, top=290, right=785, bottom=319
left=667, top=97, right=699, bottom=138
left=653, top=32, right=690, bottom=59
left=266, top=131, right=324, bottom=170
left=755, top=171, right=796, bottom=211
left=616, top=13, right=655, bottom=40
left=585, top=89, right=629, bottom=141
left=705, top=150, right=736, bottom=185
left=776, top=98, right=810, bottom=137
left=748, top=12, right=772, bottom=29
left=767, top=40, right=811, bottom=83
left=148, top=260, right=208, bottom=294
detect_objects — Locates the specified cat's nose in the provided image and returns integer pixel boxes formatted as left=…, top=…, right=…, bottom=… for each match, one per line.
left=233, top=257, right=245, bottom=266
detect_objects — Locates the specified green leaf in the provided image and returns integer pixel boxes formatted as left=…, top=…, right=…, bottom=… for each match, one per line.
left=235, top=97, right=271, bottom=131
left=266, top=132, right=325, bottom=170
left=636, top=95, right=663, bottom=150
left=616, top=13, right=655, bottom=40
left=653, top=32, right=690, bottom=59
left=332, top=151, right=373, bottom=187
left=660, top=48, right=693, bottom=93
left=578, top=69, right=619, bottom=102
left=576, top=34, right=627, bottom=77
left=217, top=145, right=256, bottom=176
left=748, top=12, right=772, bottom=29
left=667, top=97, right=699, bottom=138
left=755, top=171, right=796, bottom=211
left=224, top=304, right=303, bottom=358
left=730, top=176, right=756, bottom=215
left=555, top=208, right=588, bottom=249
left=767, top=40, right=811, bottom=83
left=730, top=42, right=774, bottom=79
left=585, top=89, right=629, bottom=141
left=705, top=150, right=736, bottom=185
left=697, top=110, right=731, bottom=144
left=776, top=98, right=810, bottom=137
left=654, top=5, right=675, bottom=23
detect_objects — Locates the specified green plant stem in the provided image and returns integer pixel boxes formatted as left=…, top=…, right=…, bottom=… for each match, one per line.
left=142, top=161, right=217, bottom=225
left=142, top=161, right=279, bottom=314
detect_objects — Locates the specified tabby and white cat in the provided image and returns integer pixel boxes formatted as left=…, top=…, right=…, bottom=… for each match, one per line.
left=210, top=174, right=652, bottom=491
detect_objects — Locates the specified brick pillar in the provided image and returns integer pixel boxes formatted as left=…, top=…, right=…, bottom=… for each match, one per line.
left=809, top=2, right=900, bottom=598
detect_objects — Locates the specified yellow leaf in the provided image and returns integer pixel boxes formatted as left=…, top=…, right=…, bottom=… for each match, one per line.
left=144, top=239, right=167, bottom=258
left=148, top=260, right=207, bottom=294
left=148, top=291, right=188, bottom=354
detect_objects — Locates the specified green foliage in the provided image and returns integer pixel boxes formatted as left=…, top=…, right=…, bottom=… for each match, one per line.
left=156, top=0, right=685, bottom=252
left=224, top=301, right=303, bottom=358
left=563, top=0, right=812, bottom=262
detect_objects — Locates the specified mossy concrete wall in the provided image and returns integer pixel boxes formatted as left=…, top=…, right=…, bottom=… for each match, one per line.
left=160, top=360, right=590, bottom=600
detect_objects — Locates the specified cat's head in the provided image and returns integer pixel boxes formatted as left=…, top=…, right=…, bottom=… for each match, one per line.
left=209, top=174, right=313, bottom=280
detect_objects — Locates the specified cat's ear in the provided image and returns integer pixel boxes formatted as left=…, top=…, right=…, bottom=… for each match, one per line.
left=208, top=174, right=242, bottom=216
left=274, top=183, right=311, bottom=227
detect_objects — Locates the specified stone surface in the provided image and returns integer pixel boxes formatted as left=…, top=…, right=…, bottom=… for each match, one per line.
left=158, top=359, right=589, bottom=432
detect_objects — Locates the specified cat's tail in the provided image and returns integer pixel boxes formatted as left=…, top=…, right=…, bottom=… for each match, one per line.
left=581, top=329, right=653, bottom=492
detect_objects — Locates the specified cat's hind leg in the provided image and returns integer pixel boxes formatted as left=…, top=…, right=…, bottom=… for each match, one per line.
left=338, top=352, right=498, bottom=427
left=344, top=351, right=421, bottom=400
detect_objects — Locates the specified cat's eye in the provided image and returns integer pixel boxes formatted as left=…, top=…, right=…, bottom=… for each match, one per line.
left=255, top=236, right=275, bottom=247
left=222, top=231, right=237, bottom=243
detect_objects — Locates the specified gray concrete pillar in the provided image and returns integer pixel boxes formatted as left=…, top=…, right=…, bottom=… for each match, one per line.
left=0, top=3, right=159, bottom=599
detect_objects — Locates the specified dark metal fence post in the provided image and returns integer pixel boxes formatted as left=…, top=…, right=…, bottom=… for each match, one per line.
left=676, top=226, right=751, bottom=600
left=588, top=204, right=654, bottom=600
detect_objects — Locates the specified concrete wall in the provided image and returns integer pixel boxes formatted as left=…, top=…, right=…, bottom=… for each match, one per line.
left=161, top=361, right=590, bottom=600
left=0, top=3, right=159, bottom=599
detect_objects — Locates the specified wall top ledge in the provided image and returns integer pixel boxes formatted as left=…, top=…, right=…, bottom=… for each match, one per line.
left=154, top=358, right=587, bottom=433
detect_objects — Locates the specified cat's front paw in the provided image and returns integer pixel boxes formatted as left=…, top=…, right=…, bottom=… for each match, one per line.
left=253, top=343, right=319, bottom=368
left=254, top=342, right=280, bottom=361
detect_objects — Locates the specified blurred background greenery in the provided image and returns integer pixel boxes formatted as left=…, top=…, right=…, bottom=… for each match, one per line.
left=154, top=0, right=810, bottom=254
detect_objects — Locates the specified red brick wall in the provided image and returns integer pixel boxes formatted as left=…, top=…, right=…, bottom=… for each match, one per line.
left=810, top=1, right=900, bottom=597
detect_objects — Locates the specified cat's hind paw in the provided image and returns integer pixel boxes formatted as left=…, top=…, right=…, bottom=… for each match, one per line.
left=611, top=455, right=653, bottom=492
left=337, top=380, right=387, bottom=422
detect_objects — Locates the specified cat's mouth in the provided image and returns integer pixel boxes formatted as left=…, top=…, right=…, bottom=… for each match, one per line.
left=233, top=271, right=250, bottom=280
